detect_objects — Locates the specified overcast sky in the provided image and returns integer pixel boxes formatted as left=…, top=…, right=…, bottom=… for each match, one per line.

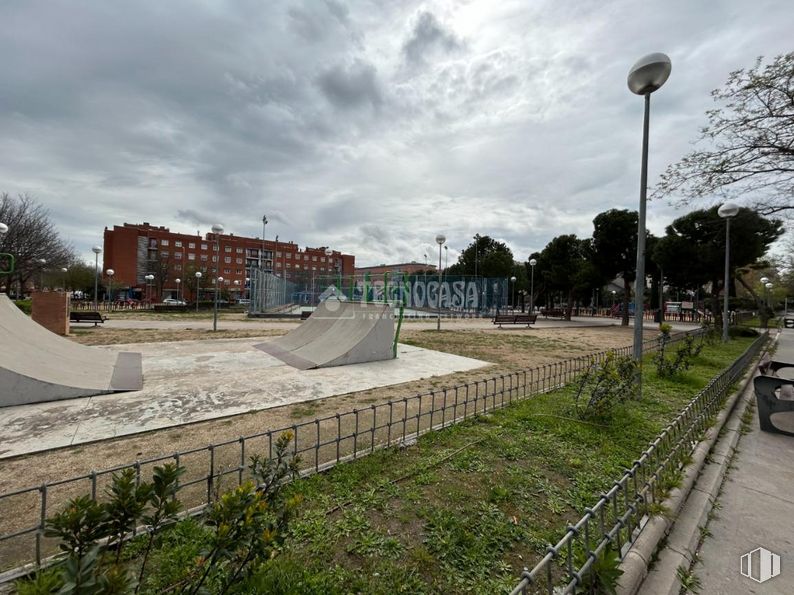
left=1, top=0, right=792, bottom=267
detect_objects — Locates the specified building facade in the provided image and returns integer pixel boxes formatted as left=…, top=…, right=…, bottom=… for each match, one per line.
left=103, top=223, right=355, bottom=300
left=354, top=262, right=436, bottom=280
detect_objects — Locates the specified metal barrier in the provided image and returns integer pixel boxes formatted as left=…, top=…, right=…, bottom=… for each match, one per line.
left=508, top=331, right=767, bottom=595
left=0, top=329, right=703, bottom=579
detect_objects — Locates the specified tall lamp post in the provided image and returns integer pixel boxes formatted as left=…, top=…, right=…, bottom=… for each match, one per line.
left=628, top=52, right=672, bottom=364
left=510, top=276, right=517, bottom=310
left=61, top=267, right=68, bottom=291
left=92, top=246, right=102, bottom=310
left=529, top=258, right=537, bottom=313
left=718, top=202, right=739, bottom=341
left=211, top=223, right=224, bottom=331
left=435, top=234, right=446, bottom=330
left=38, top=258, right=47, bottom=290
left=106, top=269, right=115, bottom=308
left=175, top=278, right=181, bottom=302
left=195, top=271, right=202, bottom=312
left=144, top=274, right=154, bottom=304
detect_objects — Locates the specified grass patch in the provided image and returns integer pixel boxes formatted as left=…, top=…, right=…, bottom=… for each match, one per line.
left=254, top=336, right=757, bottom=593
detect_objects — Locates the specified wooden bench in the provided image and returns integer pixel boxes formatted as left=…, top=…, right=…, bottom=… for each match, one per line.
left=541, top=309, right=565, bottom=319
left=492, top=314, right=537, bottom=328
left=69, top=311, right=107, bottom=326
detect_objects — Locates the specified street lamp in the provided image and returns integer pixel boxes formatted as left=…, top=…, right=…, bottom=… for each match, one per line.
left=718, top=202, right=739, bottom=341
left=611, top=290, right=616, bottom=314
left=211, top=223, right=224, bottom=331
left=61, top=267, right=68, bottom=291
left=195, top=271, right=202, bottom=312
left=765, top=282, right=773, bottom=309
left=92, top=246, right=102, bottom=310
left=175, top=278, right=181, bottom=302
left=510, top=276, right=517, bottom=310
left=0, top=223, right=7, bottom=235
left=106, top=269, right=115, bottom=308
left=435, top=234, right=446, bottom=330
left=529, top=258, right=537, bottom=313
left=37, top=258, right=47, bottom=291
left=144, top=274, right=154, bottom=304
left=628, top=52, right=672, bottom=363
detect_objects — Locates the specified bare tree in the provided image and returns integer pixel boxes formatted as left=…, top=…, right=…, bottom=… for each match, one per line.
left=654, top=53, right=794, bottom=216
left=0, top=193, right=75, bottom=294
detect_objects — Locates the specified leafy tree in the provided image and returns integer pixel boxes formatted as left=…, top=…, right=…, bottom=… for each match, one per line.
left=0, top=193, right=74, bottom=295
left=655, top=53, right=794, bottom=216
left=535, top=234, right=595, bottom=320
left=446, top=234, right=514, bottom=278
left=652, top=206, right=782, bottom=326
left=591, top=209, right=638, bottom=326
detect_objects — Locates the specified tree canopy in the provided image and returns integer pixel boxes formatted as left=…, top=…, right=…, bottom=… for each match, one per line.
left=655, top=53, right=794, bottom=216
left=446, top=234, right=515, bottom=279
left=534, top=234, right=597, bottom=319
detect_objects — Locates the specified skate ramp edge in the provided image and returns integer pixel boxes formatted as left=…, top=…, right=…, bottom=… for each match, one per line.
left=255, top=302, right=394, bottom=369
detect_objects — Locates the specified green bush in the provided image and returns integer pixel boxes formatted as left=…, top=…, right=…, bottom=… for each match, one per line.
left=14, top=299, right=32, bottom=315
left=574, top=351, right=638, bottom=419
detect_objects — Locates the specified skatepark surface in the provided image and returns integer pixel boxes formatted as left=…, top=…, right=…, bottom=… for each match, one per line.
left=0, top=337, right=488, bottom=459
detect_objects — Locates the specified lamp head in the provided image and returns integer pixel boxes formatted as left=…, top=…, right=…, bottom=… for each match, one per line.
left=106, top=269, right=114, bottom=276
left=765, top=282, right=773, bottom=289
left=195, top=271, right=202, bottom=278
left=211, top=223, right=224, bottom=235
left=760, top=276, right=770, bottom=284
left=718, top=202, right=740, bottom=219
left=217, top=276, right=224, bottom=283
left=435, top=234, right=446, bottom=245
left=0, top=222, right=8, bottom=234
left=92, top=245, right=102, bottom=254
left=262, top=215, right=268, bottom=225
left=627, top=52, right=672, bottom=95
left=529, top=258, right=537, bottom=266
left=511, top=276, right=516, bottom=282
left=325, top=248, right=333, bottom=256
left=61, top=267, right=68, bottom=273
left=175, top=278, right=181, bottom=283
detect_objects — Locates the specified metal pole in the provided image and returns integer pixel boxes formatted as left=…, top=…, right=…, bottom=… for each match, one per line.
left=658, top=267, right=664, bottom=323
left=213, top=235, right=220, bottom=332
left=530, top=264, right=535, bottom=313
left=437, top=243, right=442, bottom=331
left=633, top=92, right=651, bottom=362
left=196, top=277, right=200, bottom=312
left=722, top=218, right=731, bottom=342
left=93, top=253, right=99, bottom=310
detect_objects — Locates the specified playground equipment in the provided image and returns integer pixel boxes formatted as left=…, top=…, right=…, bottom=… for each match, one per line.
left=0, top=294, right=142, bottom=407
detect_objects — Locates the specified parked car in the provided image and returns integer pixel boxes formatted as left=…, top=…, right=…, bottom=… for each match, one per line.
left=163, top=298, right=187, bottom=305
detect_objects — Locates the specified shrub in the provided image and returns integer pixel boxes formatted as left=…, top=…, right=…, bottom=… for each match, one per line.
left=574, top=351, right=637, bottom=420
left=655, top=327, right=704, bottom=379
left=14, top=299, right=32, bottom=315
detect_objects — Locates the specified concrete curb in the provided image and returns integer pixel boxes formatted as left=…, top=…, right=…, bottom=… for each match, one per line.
left=616, top=338, right=770, bottom=595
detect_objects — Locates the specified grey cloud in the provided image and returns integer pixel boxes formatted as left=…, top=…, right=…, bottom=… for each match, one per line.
left=317, top=60, right=382, bottom=109
left=402, top=11, right=463, bottom=66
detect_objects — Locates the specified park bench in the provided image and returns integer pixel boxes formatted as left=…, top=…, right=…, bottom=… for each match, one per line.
left=492, top=314, right=537, bottom=328
left=754, top=363, right=794, bottom=437
left=541, top=308, right=565, bottom=319
left=69, top=311, right=107, bottom=326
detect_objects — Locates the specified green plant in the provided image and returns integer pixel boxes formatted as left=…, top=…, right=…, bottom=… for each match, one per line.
left=655, top=332, right=703, bottom=378
left=574, top=351, right=637, bottom=419
left=575, top=545, right=624, bottom=594
left=676, top=565, right=702, bottom=593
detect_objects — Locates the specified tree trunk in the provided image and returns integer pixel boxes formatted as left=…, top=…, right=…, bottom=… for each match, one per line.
left=711, top=278, right=722, bottom=330
left=622, top=278, right=631, bottom=326
left=737, top=275, right=769, bottom=327
left=565, top=289, right=574, bottom=321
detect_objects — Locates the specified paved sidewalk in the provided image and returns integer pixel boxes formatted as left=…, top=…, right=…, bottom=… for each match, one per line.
left=695, top=330, right=794, bottom=594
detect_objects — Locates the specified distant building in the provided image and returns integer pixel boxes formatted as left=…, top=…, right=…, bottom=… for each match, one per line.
left=102, top=222, right=354, bottom=300
left=355, top=262, right=436, bottom=279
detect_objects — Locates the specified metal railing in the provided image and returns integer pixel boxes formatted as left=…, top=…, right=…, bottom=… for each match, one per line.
left=509, top=331, right=767, bottom=595
left=0, top=329, right=702, bottom=579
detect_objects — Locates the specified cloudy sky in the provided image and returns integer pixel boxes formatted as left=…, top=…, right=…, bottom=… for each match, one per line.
left=1, top=0, right=792, bottom=267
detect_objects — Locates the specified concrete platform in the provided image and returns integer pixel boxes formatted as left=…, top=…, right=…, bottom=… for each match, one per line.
left=0, top=337, right=488, bottom=459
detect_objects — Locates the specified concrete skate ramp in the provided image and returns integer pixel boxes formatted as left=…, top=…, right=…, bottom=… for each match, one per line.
left=0, top=294, right=142, bottom=407
left=256, top=301, right=394, bottom=369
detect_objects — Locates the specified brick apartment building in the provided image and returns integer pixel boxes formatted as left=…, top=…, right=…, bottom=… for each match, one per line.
left=103, top=223, right=355, bottom=300
left=354, top=262, right=436, bottom=280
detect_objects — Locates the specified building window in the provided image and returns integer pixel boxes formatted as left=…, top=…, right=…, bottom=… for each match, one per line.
left=236, top=248, right=243, bottom=254
left=303, top=255, right=309, bottom=261
left=312, top=266, right=316, bottom=271
left=286, top=263, right=291, bottom=268
left=224, top=256, right=231, bottom=264
left=212, top=255, right=218, bottom=263
left=286, top=253, right=292, bottom=259
left=175, top=252, right=183, bottom=259
left=189, top=242, right=196, bottom=249
left=225, top=246, right=232, bottom=253
left=224, top=268, right=231, bottom=274
left=161, top=239, right=169, bottom=246
left=312, top=256, right=317, bottom=262
left=201, top=255, right=208, bottom=262
left=276, top=261, right=282, bottom=268
left=149, top=239, right=157, bottom=247
left=213, top=244, right=219, bottom=251
left=160, top=251, right=169, bottom=258
left=276, top=251, right=282, bottom=257
left=201, top=243, right=208, bottom=250
left=188, top=253, right=196, bottom=261
left=236, top=269, right=243, bottom=274
left=236, top=258, right=242, bottom=264
left=295, top=264, right=301, bottom=270
left=175, top=241, right=182, bottom=248
left=175, top=264, right=182, bottom=271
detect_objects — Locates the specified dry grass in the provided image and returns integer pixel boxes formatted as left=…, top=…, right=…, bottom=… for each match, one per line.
left=69, top=327, right=285, bottom=345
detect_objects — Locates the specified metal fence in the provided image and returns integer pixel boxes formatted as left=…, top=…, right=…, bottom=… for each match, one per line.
left=0, top=328, right=704, bottom=580
left=508, top=331, right=767, bottom=595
